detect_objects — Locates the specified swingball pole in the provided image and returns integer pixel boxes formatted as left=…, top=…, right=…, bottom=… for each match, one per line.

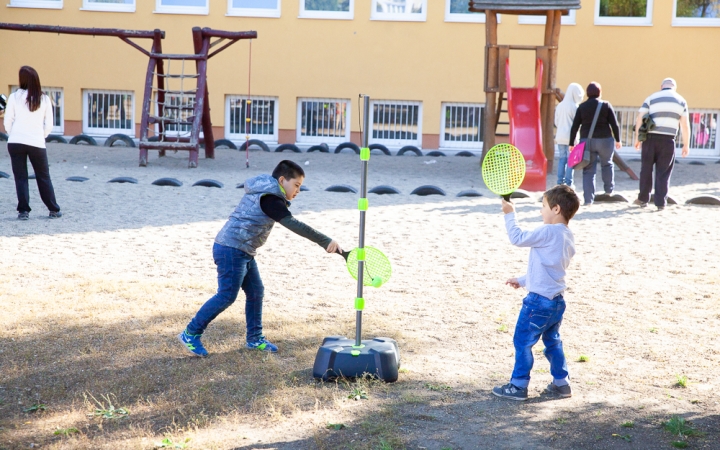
left=311, top=94, right=400, bottom=382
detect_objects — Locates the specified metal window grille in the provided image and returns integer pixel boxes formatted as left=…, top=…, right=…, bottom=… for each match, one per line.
left=615, top=106, right=719, bottom=157
left=84, top=90, right=134, bottom=136
left=297, top=99, right=349, bottom=143
left=371, top=101, right=421, bottom=145
left=441, top=103, right=484, bottom=149
left=162, top=94, right=196, bottom=135
left=227, top=96, right=276, bottom=138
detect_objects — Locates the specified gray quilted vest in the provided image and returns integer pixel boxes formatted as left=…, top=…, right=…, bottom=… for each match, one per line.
left=214, top=174, right=288, bottom=256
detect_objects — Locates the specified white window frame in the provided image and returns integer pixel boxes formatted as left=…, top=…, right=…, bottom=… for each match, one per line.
left=81, top=0, right=135, bottom=12
left=672, top=0, right=720, bottom=27
left=155, top=0, right=208, bottom=15
left=299, top=0, right=353, bottom=20
left=369, top=100, right=423, bottom=148
left=8, top=0, right=62, bottom=9
left=445, top=0, right=494, bottom=23
left=10, top=85, right=64, bottom=134
left=614, top=106, right=720, bottom=159
left=440, top=102, right=484, bottom=150
left=518, top=10, right=576, bottom=25
left=595, top=0, right=653, bottom=26
left=371, top=0, right=427, bottom=22
left=225, top=95, right=279, bottom=144
left=83, top=89, right=135, bottom=137
left=296, top=98, right=351, bottom=145
left=226, top=0, right=280, bottom=18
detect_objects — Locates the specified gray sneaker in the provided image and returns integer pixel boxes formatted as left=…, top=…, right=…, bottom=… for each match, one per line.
left=633, top=199, right=648, bottom=208
left=492, top=383, right=528, bottom=401
left=545, top=382, right=572, bottom=398
left=18, top=212, right=29, bottom=220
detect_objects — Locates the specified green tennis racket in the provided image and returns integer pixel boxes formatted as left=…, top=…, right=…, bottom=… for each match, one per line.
left=338, top=247, right=391, bottom=288
left=481, top=143, right=526, bottom=201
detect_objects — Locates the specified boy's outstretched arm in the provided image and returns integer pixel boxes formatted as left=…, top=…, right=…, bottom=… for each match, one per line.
left=279, top=216, right=341, bottom=253
left=502, top=200, right=549, bottom=248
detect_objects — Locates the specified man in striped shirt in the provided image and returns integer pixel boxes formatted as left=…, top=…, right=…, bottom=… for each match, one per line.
left=632, top=78, right=690, bottom=210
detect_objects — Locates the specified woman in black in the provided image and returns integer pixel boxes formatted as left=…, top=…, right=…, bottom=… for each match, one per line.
left=569, top=82, right=622, bottom=205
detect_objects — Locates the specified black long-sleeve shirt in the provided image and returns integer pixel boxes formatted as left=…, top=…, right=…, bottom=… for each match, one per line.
left=259, top=194, right=332, bottom=249
left=569, top=98, right=621, bottom=146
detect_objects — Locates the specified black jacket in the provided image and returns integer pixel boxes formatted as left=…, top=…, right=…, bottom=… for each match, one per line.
left=569, top=98, right=621, bottom=146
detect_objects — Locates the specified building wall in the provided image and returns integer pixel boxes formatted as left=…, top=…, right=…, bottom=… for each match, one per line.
left=1, top=1, right=718, bottom=149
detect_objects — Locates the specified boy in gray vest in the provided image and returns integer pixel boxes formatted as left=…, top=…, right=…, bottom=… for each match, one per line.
left=178, top=160, right=342, bottom=355
left=492, top=185, right=580, bottom=401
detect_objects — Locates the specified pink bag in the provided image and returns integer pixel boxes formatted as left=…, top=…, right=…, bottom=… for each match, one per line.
left=568, top=142, right=587, bottom=169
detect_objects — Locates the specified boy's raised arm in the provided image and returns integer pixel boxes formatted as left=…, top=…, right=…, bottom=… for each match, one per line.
left=504, top=211, right=549, bottom=248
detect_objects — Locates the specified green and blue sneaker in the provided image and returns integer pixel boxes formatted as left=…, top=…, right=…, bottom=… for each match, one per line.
left=246, top=336, right=278, bottom=353
left=177, top=330, right=208, bottom=357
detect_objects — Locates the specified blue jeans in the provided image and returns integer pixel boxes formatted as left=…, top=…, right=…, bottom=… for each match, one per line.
left=510, top=292, right=569, bottom=388
left=556, top=144, right=573, bottom=186
left=187, top=243, right=265, bottom=342
left=581, top=137, right=615, bottom=204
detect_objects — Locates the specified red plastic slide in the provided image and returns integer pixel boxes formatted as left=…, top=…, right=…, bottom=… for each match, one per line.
left=505, top=58, right=547, bottom=192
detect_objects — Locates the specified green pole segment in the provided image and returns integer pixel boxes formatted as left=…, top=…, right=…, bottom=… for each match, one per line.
left=355, top=94, right=371, bottom=347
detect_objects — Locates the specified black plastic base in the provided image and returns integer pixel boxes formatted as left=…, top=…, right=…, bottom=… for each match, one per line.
left=312, top=336, right=400, bottom=382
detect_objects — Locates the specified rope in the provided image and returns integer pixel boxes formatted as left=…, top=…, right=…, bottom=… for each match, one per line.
left=245, top=39, right=252, bottom=169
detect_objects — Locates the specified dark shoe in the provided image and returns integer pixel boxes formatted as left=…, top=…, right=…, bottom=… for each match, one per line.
left=246, top=336, right=278, bottom=353
left=177, top=330, right=208, bottom=357
left=18, top=212, right=29, bottom=220
left=492, top=383, right=528, bottom=401
left=49, top=211, right=62, bottom=219
left=605, top=191, right=613, bottom=195
left=633, top=199, right=648, bottom=208
left=657, top=206, right=665, bottom=211
left=545, top=382, right=572, bottom=398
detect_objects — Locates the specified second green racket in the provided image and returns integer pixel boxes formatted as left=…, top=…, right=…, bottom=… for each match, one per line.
left=337, top=247, right=391, bottom=288
left=481, top=143, right=526, bottom=200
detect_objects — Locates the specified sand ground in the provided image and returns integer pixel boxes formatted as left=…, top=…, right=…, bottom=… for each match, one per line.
left=1, top=143, right=719, bottom=449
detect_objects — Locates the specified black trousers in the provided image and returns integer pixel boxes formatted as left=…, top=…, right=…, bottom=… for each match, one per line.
left=638, top=134, right=675, bottom=207
left=8, top=143, right=61, bottom=213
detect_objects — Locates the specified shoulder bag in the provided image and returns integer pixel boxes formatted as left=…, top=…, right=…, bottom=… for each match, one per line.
left=568, top=101, right=604, bottom=170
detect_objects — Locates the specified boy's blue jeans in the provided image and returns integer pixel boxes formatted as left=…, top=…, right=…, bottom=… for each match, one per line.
left=556, top=144, right=574, bottom=186
left=510, top=292, right=569, bottom=388
left=187, top=243, right=265, bottom=342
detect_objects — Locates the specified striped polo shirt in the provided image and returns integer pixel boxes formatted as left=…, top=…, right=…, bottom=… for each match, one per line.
left=638, top=88, right=688, bottom=137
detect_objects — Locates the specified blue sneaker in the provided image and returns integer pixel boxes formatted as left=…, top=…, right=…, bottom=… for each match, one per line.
left=246, top=336, right=278, bottom=353
left=177, top=330, right=208, bottom=357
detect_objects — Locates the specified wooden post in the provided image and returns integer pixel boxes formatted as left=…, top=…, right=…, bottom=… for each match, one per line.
left=193, top=28, right=215, bottom=161
left=540, top=10, right=562, bottom=172
left=483, top=10, right=498, bottom=157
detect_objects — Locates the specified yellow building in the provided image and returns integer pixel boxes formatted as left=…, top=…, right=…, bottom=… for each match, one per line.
left=1, top=0, right=718, bottom=158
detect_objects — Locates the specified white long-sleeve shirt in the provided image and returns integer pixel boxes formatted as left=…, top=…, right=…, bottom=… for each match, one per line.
left=504, top=212, right=575, bottom=299
left=3, top=89, right=54, bottom=149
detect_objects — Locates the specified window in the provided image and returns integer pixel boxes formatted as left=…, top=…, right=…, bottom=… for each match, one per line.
left=673, top=0, right=720, bottom=26
left=296, top=98, right=350, bottom=144
left=595, top=0, right=653, bottom=26
left=370, top=100, right=422, bottom=147
left=300, top=0, right=353, bottom=19
left=10, top=86, right=63, bottom=134
left=226, top=96, right=278, bottom=143
left=518, top=10, right=576, bottom=25
left=440, top=103, right=484, bottom=149
left=371, top=0, right=427, bottom=21
left=614, top=106, right=719, bottom=157
left=82, top=0, right=134, bottom=12
left=159, top=94, right=196, bottom=137
left=83, top=90, right=134, bottom=136
left=445, top=0, right=490, bottom=23
left=8, top=0, right=62, bottom=9
left=227, top=0, right=280, bottom=17
left=155, top=0, right=208, bottom=15
left=676, top=111, right=719, bottom=157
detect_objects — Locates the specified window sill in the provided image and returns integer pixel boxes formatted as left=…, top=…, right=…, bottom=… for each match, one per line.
left=370, top=15, right=427, bottom=22
left=226, top=10, right=280, bottom=18
left=80, top=7, right=135, bottom=13
left=298, top=12, right=353, bottom=20
left=7, top=3, right=63, bottom=9
left=154, top=8, right=208, bottom=15
left=594, top=18, right=653, bottom=26
left=672, top=18, right=720, bottom=27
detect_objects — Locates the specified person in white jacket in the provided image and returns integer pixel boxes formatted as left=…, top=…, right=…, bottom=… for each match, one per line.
left=554, top=83, right=584, bottom=188
left=3, top=66, right=61, bottom=220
